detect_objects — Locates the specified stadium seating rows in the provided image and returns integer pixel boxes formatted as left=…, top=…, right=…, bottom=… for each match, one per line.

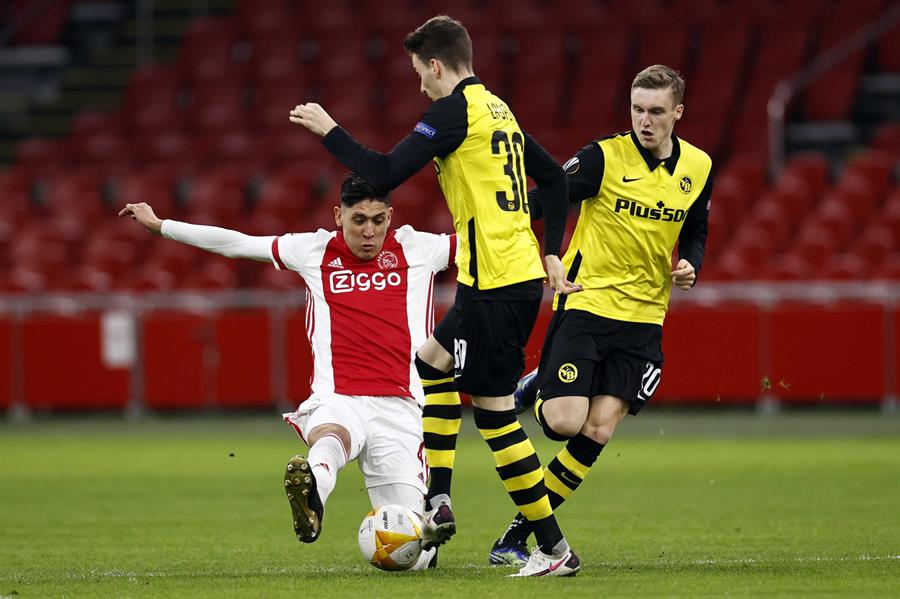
left=2, top=0, right=899, bottom=291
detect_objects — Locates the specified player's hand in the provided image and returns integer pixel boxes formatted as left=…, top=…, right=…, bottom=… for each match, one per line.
left=672, top=259, right=696, bottom=290
left=545, top=255, right=582, bottom=295
left=118, top=202, right=163, bottom=235
left=289, top=103, right=338, bottom=137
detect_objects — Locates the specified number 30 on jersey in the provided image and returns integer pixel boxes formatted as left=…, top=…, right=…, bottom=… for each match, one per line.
left=491, top=130, right=527, bottom=214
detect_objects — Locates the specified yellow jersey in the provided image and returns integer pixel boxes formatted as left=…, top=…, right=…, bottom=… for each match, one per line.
left=554, top=131, right=712, bottom=324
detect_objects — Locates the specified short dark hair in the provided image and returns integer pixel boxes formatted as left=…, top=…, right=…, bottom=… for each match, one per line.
left=403, top=15, right=473, bottom=73
left=632, top=64, right=686, bottom=105
left=340, top=173, right=390, bottom=207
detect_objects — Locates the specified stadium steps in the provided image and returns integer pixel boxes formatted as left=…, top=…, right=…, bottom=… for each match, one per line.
left=0, top=0, right=234, bottom=167
left=787, top=71, right=900, bottom=165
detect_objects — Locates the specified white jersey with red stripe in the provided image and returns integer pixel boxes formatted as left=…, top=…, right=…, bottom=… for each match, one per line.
left=270, top=225, right=456, bottom=405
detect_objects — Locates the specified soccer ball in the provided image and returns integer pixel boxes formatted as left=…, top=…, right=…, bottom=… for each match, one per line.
left=357, top=504, right=423, bottom=571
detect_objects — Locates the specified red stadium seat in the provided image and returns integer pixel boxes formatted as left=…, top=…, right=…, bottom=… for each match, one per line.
left=781, top=153, right=830, bottom=199
left=878, top=192, right=900, bottom=238
left=840, top=150, right=894, bottom=200
left=136, top=132, right=201, bottom=167
left=247, top=34, right=308, bottom=86
left=111, top=169, right=178, bottom=215
left=635, top=23, right=689, bottom=73
left=301, top=0, right=355, bottom=33
left=70, top=132, right=132, bottom=167
left=188, top=83, right=250, bottom=134
left=359, top=0, right=426, bottom=33
left=183, top=175, right=247, bottom=223
left=744, top=199, right=792, bottom=253
left=146, top=241, right=198, bottom=280
left=125, top=263, right=179, bottom=292
left=819, top=253, right=869, bottom=281
left=242, top=212, right=289, bottom=237
left=718, top=156, right=767, bottom=198
left=761, top=253, right=814, bottom=281
left=123, top=66, right=184, bottom=125
left=712, top=251, right=749, bottom=281
left=16, top=138, right=69, bottom=170
left=254, top=176, right=314, bottom=221
left=852, top=225, right=895, bottom=265
left=789, top=225, right=837, bottom=271
left=63, top=265, right=117, bottom=293
left=256, top=265, right=300, bottom=290
left=870, top=122, right=900, bottom=157
left=828, top=178, right=880, bottom=223
left=181, top=259, right=239, bottom=290
left=39, top=168, right=105, bottom=216
left=811, top=200, right=856, bottom=251
left=730, top=224, right=779, bottom=269
left=544, top=0, right=610, bottom=27
left=485, top=0, right=546, bottom=30
left=234, top=0, right=295, bottom=37
left=871, top=254, right=900, bottom=280
left=178, top=18, right=243, bottom=84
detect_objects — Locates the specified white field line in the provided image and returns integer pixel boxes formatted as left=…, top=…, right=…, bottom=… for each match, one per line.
left=51, top=555, right=900, bottom=581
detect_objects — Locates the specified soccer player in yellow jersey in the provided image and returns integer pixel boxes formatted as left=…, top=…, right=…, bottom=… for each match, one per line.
left=489, top=65, right=713, bottom=566
left=290, top=16, right=581, bottom=576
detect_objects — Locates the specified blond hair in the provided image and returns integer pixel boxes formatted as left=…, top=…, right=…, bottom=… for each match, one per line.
left=632, top=64, right=685, bottom=105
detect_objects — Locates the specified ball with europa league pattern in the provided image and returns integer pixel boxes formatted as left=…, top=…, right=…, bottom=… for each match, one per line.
left=357, top=504, right=423, bottom=571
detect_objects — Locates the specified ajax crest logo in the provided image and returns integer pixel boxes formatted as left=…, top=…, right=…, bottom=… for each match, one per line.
left=558, top=363, right=578, bottom=383
left=377, top=251, right=399, bottom=270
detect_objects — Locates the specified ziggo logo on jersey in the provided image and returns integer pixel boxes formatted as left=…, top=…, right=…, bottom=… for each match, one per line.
left=329, top=269, right=402, bottom=293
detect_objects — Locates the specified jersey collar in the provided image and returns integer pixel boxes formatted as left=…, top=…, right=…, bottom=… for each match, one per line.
left=629, top=130, right=681, bottom=174
left=453, top=76, right=481, bottom=93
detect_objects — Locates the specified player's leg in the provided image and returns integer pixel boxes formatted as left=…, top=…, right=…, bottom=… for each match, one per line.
left=359, top=395, right=436, bottom=568
left=455, top=292, right=579, bottom=575
left=490, top=311, right=599, bottom=565
left=494, top=317, right=664, bottom=563
left=282, top=397, right=365, bottom=543
left=416, top=312, right=461, bottom=521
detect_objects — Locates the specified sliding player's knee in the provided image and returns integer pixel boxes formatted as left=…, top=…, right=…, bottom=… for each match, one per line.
left=308, top=423, right=352, bottom=455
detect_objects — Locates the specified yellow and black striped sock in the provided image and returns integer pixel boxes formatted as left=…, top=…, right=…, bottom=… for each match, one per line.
left=473, top=407, right=564, bottom=553
left=504, top=433, right=604, bottom=544
left=417, top=357, right=461, bottom=504
left=544, top=433, right=604, bottom=508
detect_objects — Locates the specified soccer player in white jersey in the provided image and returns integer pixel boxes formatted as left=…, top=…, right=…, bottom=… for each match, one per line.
left=119, top=173, right=456, bottom=570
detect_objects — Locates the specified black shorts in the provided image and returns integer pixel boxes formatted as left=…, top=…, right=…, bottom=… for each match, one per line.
left=537, top=309, right=664, bottom=415
left=432, top=283, right=541, bottom=397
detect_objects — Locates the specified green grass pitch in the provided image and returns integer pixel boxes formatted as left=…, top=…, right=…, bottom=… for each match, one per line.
left=1, top=412, right=898, bottom=597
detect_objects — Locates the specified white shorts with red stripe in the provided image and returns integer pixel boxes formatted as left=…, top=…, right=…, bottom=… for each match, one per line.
left=283, top=394, right=427, bottom=493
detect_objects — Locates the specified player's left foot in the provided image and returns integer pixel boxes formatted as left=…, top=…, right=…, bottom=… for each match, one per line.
left=509, top=547, right=580, bottom=577
left=489, top=513, right=530, bottom=566
left=284, top=455, right=324, bottom=543
left=489, top=537, right=529, bottom=567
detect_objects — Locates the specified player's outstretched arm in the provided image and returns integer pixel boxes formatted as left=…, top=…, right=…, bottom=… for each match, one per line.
left=289, top=103, right=436, bottom=193
left=118, top=202, right=273, bottom=263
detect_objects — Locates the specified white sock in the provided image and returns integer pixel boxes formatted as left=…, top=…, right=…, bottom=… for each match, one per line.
left=307, top=434, right=346, bottom=506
